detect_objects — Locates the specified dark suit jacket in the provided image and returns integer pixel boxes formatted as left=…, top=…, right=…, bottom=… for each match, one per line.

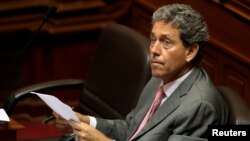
left=96, top=67, right=228, bottom=141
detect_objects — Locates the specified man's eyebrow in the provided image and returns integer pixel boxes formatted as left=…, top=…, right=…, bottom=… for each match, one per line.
left=160, top=33, right=173, bottom=39
left=150, top=31, right=175, bottom=42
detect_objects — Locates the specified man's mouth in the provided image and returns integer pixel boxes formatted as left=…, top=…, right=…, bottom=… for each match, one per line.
left=151, top=60, right=163, bottom=66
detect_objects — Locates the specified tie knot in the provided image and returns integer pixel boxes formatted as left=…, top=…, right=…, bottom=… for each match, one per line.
left=155, top=86, right=165, bottom=100
left=147, top=85, right=166, bottom=120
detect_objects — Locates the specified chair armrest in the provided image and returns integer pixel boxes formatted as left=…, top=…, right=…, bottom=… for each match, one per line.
left=2, top=79, right=84, bottom=115
left=217, top=86, right=250, bottom=125
left=78, top=88, right=124, bottom=118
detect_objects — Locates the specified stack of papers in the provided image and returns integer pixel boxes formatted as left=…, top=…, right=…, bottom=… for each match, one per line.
left=31, top=92, right=79, bottom=122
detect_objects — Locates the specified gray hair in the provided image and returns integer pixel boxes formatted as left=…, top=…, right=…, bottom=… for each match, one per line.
left=152, top=4, right=209, bottom=65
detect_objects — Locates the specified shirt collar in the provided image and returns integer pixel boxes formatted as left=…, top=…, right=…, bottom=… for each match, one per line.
left=161, top=68, right=194, bottom=98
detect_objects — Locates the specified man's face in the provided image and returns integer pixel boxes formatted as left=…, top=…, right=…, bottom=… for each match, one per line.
left=150, top=21, right=191, bottom=83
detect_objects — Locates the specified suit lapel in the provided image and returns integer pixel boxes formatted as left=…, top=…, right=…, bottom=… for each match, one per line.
left=135, top=87, right=181, bottom=138
left=126, top=78, right=161, bottom=140
left=133, top=67, right=201, bottom=139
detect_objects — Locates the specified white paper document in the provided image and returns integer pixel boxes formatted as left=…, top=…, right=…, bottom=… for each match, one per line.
left=0, top=108, right=10, bottom=122
left=30, top=92, right=79, bottom=122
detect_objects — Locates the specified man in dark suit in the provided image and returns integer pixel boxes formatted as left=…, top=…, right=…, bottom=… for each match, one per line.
left=54, top=3, right=228, bottom=141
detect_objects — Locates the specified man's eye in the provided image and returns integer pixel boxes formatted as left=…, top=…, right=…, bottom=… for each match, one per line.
left=163, top=40, right=170, bottom=44
left=150, top=37, right=156, bottom=45
left=150, top=36, right=156, bottom=42
left=161, top=40, right=173, bottom=49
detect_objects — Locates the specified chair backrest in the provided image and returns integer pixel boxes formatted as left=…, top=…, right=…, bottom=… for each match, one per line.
left=217, top=86, right=250, bottom=125
left=76, top=24, right=151, bottom=118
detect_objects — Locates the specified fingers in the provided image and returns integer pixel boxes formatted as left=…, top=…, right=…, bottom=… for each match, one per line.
left=68, top=120, right=113, bottom=141
left=75, top=111, right=83, bottom=118
left=68, top=120, right=94, bottom=141
left=68, top=120, right=88, bottom=140
left=68, top=120, right=91, bottom=137
left=75, top=112, right=90, bottom=124
left=68, top=120, right=84, bottom=130
left=53, top=111, right=73, bottom=134
left=52, top=111, right=60, bottom=118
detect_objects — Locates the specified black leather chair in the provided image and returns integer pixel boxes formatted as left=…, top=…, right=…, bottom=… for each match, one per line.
left=2, top=24, right=151, bottom=140
left=217, top=86, right=250, bottom=125
left=76, top=24, right=151, bottom=118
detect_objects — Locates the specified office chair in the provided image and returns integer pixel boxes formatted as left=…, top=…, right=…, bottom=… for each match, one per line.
left=217, top=86, right=250, bottom=125
left=2, top=24, right=151, bottom=140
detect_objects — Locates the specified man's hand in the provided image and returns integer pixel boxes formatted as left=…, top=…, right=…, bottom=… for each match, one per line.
left=53, top=111, right=73, bottom=134
left=53, top=111, right=91, bottom=135
left=75, top=111, right=90, bottom=124
left=69, top=120, right=113, bottom=141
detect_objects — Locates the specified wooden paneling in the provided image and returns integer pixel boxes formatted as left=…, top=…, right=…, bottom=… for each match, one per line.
left=200, top=45, right=250, bottom=106
left=131, top=0, right=250, bottom=106
left=131, top=6, right=152, bottom=36
left=0, top=0, right=133, bottom=105
left=0, top=0, right=116, bottom=34
left=209, top=0, right=250, bottom=22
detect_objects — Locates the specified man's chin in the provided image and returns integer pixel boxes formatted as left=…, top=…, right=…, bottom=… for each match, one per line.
left=151, top=71, right=164, bottom=79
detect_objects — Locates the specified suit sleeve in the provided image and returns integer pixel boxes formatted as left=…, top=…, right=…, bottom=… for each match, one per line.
left=168, top=135, right=207, bottom=141
left=95, top=108, right=136, bottom=141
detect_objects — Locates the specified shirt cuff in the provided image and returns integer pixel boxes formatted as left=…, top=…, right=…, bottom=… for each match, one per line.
left=88, top=115, right=97, bottom=128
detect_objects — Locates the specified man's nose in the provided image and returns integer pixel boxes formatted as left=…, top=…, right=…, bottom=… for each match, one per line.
left=150, top=41, right=161, bottom=54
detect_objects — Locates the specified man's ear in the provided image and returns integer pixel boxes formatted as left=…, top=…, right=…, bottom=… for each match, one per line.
left=185, top=43, right=199, bottom=62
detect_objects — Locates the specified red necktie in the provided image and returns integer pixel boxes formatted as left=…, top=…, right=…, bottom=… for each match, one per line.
left=129, top=86, right=165, bottom=140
